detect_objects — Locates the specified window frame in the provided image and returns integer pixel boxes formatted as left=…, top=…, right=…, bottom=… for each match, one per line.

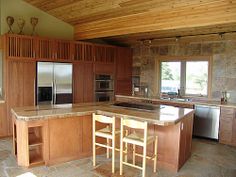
left=159, top=56, right=212, bottom=98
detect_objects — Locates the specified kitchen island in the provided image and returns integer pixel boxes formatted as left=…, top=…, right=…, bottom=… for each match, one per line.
left=11, top=101, right=194, bottom=172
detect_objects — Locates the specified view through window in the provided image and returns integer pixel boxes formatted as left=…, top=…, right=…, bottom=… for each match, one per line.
left=161, top=62, right=180, bottom=93
left=160, top=59, right=209, bottom=96
left=186, top=61, right=208, bottom=95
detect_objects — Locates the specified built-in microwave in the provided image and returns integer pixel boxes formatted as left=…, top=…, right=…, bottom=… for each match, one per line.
left=95, top=74, right=114, bottom=102
left=95, top=91, right=114, bottom=102
left=95, top=74, right=114, bottom=91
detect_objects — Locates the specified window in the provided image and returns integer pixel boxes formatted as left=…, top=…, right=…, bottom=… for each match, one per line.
left=161, top=62, right=180, bottom=93
left=185, top=61, right=208, bottom=95
left=160, top=57, right=211, bottom=97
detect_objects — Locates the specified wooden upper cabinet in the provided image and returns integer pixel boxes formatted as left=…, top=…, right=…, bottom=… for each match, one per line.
left=73, top=62, right=94, bottom=103
left=116, top=47, right=132, bottom=80
left=83, top=63, right=94, bottom=102
left=37, top=38, right=55, bottom=60
left=73, top=63, right=84, bottom=103
left=7, top=34, right=36, bottom=59
left=74, top=42, right=94, bottom=62
left=5, top=34, right=123, bottom=64
left=94, top=45, right=116, bottom=63
left=115, top=47, right=133, bottom=95
left=54, top=40, right=72, bottom=60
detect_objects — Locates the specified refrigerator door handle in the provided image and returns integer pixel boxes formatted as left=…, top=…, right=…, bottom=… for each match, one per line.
left=51, top=82, right=54, bottom=105
left=54, top=80, right=57, bottom=104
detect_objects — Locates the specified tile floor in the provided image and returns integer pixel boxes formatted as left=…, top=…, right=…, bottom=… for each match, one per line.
left=0, top=138, right=236, bottom=177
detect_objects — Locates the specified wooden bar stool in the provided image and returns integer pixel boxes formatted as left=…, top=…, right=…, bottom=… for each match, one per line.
left=120, top=117, right=158, bottom=177
left=92, top=113, right=120, bottom=173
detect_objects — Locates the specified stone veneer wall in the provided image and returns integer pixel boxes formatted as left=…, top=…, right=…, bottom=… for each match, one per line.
left=132, top=37, right=236, bottom=103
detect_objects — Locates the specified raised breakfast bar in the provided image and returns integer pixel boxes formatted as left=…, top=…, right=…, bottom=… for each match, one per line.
left=11, top=100, right=194, bottom=172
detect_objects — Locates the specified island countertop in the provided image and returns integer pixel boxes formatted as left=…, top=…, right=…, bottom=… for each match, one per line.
left=11, top=102, right=194, bottom=126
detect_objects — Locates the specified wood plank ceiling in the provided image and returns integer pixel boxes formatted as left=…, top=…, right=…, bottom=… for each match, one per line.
left=25, top=0, right=236, bottom=45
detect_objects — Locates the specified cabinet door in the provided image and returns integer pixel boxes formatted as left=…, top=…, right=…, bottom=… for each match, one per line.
left=23, top=62, right=36, bottom=106
left=7, top=61, right=36, bottom=135
left=7, top=61, right=24, bottom=134
left=219, top=107, right=234, bottom=145
left=38, top=38, right=55, bottom=59
left=116, top=79, right=132, bottom=96
left=49, top=117, right=80, bottom=161
left=73, top=63, right=84, bottom=103
left=116, top=48, right=132, bottom=80
left=0, top=103, right=7, bottom=137
left=94, top=63, right=115, bottom=75
left=178, top=119, right=187, bottom=168
left=54, top=40, right=72, bottom=60
left=83, top=63, right=94, bottom=102
left=82, top=116, right=92, bottom=155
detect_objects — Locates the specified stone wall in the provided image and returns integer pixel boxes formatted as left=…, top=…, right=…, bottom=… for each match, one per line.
left=132, top=36, right=236, bottom=102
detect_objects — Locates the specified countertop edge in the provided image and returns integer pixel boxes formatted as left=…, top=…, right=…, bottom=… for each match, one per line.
left=115, top=95, right=236, bottom=108
left=11, top=105, right=195, bottom=126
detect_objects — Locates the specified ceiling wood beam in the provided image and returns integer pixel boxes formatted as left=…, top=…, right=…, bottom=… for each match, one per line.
left=74, top=0, right=236, bottom=39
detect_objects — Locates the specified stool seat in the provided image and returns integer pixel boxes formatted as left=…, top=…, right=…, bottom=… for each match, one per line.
left=123, top=132, right=155, bottom=146
left=95, top=127, right=120, bottom=139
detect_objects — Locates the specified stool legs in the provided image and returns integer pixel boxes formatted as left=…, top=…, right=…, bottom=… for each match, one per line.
left=125, top=130, right=128, bottom=162
left=112, top=121, right=115, bottom=173
left=106, top=138, right=109, bottom=159
left=120, top=119, right=124, bottom=175
left=142, top=125, right=148, bottom=177
left=92, top=118, right=96, bottom=167
left=132, top=144, right=136, bottom=165
left=154, top=136, right=158, bottom=173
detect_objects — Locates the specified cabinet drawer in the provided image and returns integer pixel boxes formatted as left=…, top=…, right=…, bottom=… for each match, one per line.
left=220, top=119, right=233, bottom=132
left=220, top=108, right=234, bottom=119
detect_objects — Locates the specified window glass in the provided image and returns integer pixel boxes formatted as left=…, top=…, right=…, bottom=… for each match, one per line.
left=161, top=62, right=180, bottom=93
left=186, top=61, right=208, bottom=95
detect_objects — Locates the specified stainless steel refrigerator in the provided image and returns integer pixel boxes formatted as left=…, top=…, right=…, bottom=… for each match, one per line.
left=37, top=62, right=73, bottom=105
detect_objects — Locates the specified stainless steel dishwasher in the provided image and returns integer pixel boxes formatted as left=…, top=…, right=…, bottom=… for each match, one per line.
left=193, top=105, right=220, bottom=140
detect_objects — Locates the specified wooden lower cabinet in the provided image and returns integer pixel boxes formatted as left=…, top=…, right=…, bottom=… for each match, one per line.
left=219, top=107, right=236, bottom=147
left=13, top=115, right=93, bottom=167
left=0, top=103, right=7, bottom=137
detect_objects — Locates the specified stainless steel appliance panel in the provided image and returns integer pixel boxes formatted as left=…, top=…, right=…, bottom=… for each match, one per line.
left=37, top=62, right=54, bottom=87
left=54, top=63, right=73, bottom=104
left=37, top=62, right=73, bottom=105
left=95, top=91, right=114, bottom=102
left=95, top=74, right=114, bottom=91
left=193, top=105, right=220, bottom=140
left=95, top=74, right=114, bottom=102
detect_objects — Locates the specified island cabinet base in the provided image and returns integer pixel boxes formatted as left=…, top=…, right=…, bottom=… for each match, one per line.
left=12, top=114, right=107, bottom=167
left=12, top=113, right=193, bottom=172
left=125, top=113, right=194, bottom=172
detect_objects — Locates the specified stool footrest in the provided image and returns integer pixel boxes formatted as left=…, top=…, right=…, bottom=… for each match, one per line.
left=122, top=161, right=143, bottom=170
left=95, top=143, right=113, bottom=149
left=134, top=152, right=157, bottom=160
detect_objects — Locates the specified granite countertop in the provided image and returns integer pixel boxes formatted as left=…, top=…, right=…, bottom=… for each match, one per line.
left=11, top=102, right=194, bottom=126
left=116, top=95, right=236, bottom=108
